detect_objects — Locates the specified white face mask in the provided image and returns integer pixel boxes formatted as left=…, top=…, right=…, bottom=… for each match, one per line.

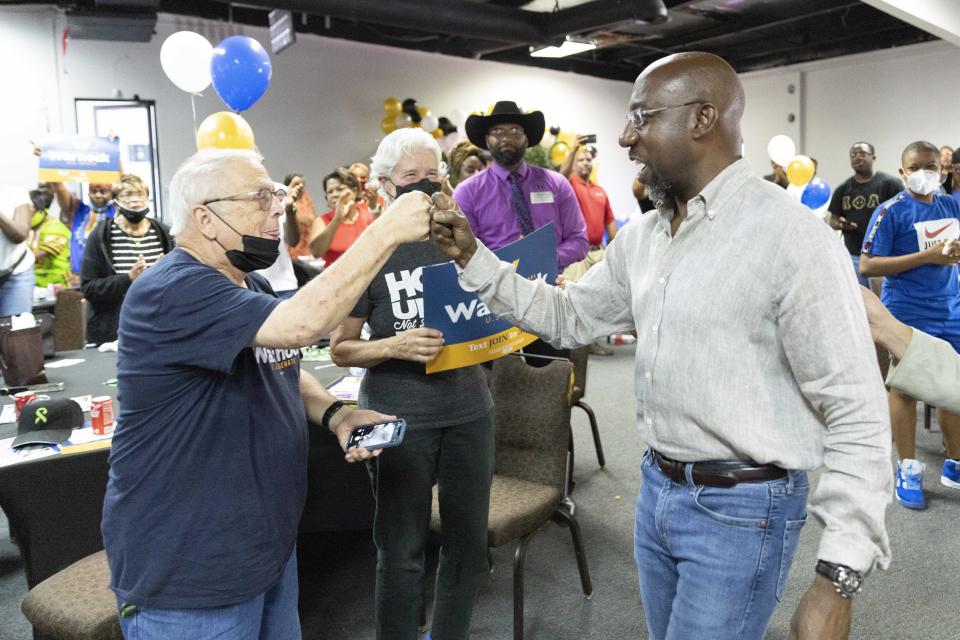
left=905, top=169, right=941, bottom=196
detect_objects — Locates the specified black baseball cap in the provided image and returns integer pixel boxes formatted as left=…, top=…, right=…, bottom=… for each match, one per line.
left=12, top=398, right=83, bottom=449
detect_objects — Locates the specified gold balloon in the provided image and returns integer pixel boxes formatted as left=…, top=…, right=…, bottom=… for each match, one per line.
left=380, top=115, right=398, bottom=134
left=550, top=142, right=571, bottom=167
left=786, top=155, right=815, bottom=186
left=383, top=97, right=402, bottom=116
left=432, top=128, right=444, bottom=139
left=196, top=111, right=255, bottom=150
left=417, top=106, right=430, bottom=118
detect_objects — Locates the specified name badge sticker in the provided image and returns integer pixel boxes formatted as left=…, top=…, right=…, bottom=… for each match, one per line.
left=530, top=191, right=554, bottom=204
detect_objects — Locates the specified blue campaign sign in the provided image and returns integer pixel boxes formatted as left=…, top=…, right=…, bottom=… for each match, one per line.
left=38, top=135, right=121, bottom=184
left=422, top=223, right=557, bottom=373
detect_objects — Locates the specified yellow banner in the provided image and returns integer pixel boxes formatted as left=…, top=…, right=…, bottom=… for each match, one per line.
left=38, top=168, right=121, bottom=184
left=426, top=326, right=539, bottom=374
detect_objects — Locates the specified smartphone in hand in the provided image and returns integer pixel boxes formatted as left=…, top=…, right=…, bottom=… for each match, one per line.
left=347, top=419, right=407, bottom=450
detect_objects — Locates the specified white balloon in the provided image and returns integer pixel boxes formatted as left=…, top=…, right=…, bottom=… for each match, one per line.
left=439, top=132, right=460, bottom=155
left=767, top=134, right=796, bottom=168
left=449, top=108, right=468, bottom=133
left=160, top=31, right=214, bottom=94
left=421, top=114, right=439, bottom=133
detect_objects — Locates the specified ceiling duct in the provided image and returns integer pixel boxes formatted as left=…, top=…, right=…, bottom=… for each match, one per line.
left=66, top=10, right=158, bottom=41
left=198, top=0, right=668, bottom=45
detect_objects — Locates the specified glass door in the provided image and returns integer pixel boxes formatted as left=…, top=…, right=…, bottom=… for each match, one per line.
left=74, top=99, right=162, bottom=222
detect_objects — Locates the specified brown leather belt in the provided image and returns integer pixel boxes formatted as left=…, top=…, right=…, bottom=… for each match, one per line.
left=652, top=449, right=787, bottom=488
left=588, top=244, right=604, bottom=250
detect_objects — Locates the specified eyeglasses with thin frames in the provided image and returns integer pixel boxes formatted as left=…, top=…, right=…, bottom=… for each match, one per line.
left=487, top=126, right=526, bottom=140
left=625, top=101, right=704, bottom=130
left=202, top=188, right=287, bottom=212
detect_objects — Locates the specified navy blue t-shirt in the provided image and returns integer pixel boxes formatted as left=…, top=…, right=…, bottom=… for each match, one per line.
left=862, top=192, right=960, bottom=322
left=102, top=248, right=307, bottom=609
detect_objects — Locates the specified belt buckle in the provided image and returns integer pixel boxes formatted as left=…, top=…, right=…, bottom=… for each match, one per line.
left=671, top=461, right=686, bottom=484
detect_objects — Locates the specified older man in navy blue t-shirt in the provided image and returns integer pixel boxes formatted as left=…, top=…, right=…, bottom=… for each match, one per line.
left=101, top=149, right=433, bottom=638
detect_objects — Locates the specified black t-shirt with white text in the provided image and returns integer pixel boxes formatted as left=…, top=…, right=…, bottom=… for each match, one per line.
left=351, top=241, right=493, bottom=429
left=828, top=172, right=903, bottom=255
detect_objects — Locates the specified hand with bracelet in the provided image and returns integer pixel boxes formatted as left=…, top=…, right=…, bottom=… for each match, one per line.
left=302, top=370, right=392, bottom=463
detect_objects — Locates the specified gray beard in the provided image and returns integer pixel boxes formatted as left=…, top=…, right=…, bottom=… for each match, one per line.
left=647, top=173, right=675, bottom=205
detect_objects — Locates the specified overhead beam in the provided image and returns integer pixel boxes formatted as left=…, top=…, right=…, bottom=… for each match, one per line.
left=861, top=0, right=960, bottom=47
left=198, top=0, right=667, bottom=45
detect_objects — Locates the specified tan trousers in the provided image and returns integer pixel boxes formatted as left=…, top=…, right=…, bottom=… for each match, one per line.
left=562, top=246, right=605, bottom=283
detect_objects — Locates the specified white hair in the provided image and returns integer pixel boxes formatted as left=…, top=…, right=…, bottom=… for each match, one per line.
left=167, top=148, right=263, bottom=236
left=369, top=128, right=442, bottom=189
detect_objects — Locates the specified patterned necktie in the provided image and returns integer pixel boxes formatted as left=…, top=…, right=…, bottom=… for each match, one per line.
left=508, top=172, right=535, bottom=236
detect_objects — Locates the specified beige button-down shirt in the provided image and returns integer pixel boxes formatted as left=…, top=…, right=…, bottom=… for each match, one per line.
left=460, top=158, right=891, bottom=573
left=887, top=329, right=960, bottom=414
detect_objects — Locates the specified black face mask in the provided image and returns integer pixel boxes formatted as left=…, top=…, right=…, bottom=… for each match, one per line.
left=117, top=204, right=149, bottom=224
left=210, top=209, right=280, bottom=272
left=393, top=178, right=442, bottom=197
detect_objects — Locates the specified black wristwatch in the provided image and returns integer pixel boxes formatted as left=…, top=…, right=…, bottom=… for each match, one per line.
left=815, top=560, right=863, bottom=599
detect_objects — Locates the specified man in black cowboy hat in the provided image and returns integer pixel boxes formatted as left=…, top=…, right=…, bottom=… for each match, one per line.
left=453, top=100, right=587, bottom=272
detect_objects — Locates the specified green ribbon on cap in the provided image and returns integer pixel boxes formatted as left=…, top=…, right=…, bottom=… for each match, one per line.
left=34, top=407, right=48, bottom=425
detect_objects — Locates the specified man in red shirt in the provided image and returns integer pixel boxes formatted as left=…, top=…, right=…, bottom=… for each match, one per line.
left=560, top=137, right=621, bottom=354
left=560, top=138, right=619, bottom=277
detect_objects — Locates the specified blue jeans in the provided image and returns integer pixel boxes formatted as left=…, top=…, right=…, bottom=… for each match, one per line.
left=0, top=266, right=34, bottom=316
left=850, top=254, right=869, bottom=287
left=117, top=548, right=300, bottom=640
left=634, top=450, right=808, bottom=640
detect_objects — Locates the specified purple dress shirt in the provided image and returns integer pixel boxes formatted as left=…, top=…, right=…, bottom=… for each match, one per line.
left=453, top=161, right=588, bottom=270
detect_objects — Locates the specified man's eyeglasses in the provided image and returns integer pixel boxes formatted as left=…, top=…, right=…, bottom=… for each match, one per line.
left=202, top=188, right=287, bottom=212
left=625, top=101, right=704, bottom=129
left=487, top=126, right=526, bottom=140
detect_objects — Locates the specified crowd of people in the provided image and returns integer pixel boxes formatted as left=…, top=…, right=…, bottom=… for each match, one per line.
left=2, top=48, right=960, bottom=640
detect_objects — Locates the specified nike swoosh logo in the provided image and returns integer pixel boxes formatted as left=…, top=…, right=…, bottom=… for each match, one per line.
left=925, top=222, right=954, bottom=239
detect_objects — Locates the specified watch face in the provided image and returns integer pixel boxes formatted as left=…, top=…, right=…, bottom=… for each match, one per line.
left=838, top=568, right=862, bottom=593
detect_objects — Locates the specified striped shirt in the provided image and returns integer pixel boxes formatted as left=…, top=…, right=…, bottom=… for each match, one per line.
left=110, top=220, right=165, bottom=273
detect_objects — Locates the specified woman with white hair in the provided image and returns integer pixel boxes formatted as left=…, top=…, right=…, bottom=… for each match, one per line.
left=331, top=128, right=494, bottom=640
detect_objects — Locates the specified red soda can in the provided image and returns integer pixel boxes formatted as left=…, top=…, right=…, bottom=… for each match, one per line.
left=91, top=396, right=115, bottom=435
left=14, top=391, right=37, bottom=419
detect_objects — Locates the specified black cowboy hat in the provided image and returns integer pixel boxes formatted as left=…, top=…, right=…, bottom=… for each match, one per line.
left=464, top=101, right=545, bottom=150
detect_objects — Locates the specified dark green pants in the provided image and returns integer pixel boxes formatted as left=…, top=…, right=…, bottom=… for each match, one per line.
left=367, top=413, right=494, bottom=640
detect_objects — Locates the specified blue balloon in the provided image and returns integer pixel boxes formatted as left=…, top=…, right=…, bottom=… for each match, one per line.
left=210, top=36, right=272, bottom=112
left=801, top=177, right=831, bottom=209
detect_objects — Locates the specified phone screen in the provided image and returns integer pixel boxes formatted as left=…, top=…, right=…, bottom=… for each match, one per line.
left=348, top=421, right=403, bottom=449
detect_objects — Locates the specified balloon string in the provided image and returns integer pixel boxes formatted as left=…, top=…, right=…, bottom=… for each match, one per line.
left=190, top=93, right=199, bottom=138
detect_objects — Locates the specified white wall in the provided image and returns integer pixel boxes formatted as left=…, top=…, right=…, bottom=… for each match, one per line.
left=740, top=40, right=960, bottom=190
left=1, top=7, right=639, bottom=218
left=5, top=5, right=959, bottom=217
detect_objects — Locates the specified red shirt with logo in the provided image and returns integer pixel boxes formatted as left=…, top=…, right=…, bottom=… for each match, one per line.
left=570, top=174, right=614, bottom=246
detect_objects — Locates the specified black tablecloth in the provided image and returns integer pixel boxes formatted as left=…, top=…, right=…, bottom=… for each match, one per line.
left=0, top=349, right=374, bottom=589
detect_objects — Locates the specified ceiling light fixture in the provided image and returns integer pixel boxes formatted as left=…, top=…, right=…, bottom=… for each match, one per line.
left=529, top=36, right=596, bottom=58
